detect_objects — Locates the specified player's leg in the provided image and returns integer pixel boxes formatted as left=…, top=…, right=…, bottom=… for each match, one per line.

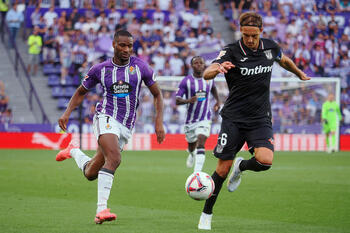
left=199, top=120, right=244, bottom=230
left=83, top=146, right=105, bottom=181
left=330, top=131, right=336, bottom=152
left=194, top=134, right=207, bottom=172
left=193, top=121, right=211, bottom=172
left=187, top=141, right=197, bottom=168
left=96, top=133, right=120, bottom=216
left=227, top=125, right=274, bottom=192
left=56, top=140, right=92, bottom=172
left=199, top=159, right=232, bottom=230
left=185, top=124, right=197, bottom=168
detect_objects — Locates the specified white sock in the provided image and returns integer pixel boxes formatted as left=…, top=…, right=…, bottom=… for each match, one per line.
left=97, top=170, right=114, bottom=213
left=194, top=148, right=205, bottom=172
left=70, top=148, right=91, bottom=171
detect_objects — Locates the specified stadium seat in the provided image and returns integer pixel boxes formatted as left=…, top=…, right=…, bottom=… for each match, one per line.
left=48, top=75, right=60, bottom=86
left=52, top=86, right=63, bottom=98
left=57, top=98, right=69, bottom=109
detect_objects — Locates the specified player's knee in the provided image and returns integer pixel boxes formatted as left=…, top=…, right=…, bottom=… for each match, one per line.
left=85, top=173, right=98, bottom=181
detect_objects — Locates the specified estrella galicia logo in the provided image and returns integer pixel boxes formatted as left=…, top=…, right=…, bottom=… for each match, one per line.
left=110, top=80, right=132, bottom=97
left=196, top=90, right=207, bottom=101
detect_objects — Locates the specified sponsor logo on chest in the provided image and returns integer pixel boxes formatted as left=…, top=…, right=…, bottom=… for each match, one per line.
left=110, top=80, right=133, bottom=97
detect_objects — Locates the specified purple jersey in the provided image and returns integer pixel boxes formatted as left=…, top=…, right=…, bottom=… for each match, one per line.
left=82, top=57, right=156, bottom=130
left=176, top=75, right=215, bottom=124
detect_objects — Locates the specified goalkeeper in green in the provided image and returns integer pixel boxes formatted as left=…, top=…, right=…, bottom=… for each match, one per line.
left=322, top=93, right=342, bottom=153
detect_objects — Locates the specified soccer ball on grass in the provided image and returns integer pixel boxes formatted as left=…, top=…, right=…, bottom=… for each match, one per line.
left=185, top=172, right=215, bottom=200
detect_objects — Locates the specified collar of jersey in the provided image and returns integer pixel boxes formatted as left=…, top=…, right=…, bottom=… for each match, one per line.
left=111, top=58, right=130, bottom=67
left=239, top=39, right=264, bottom=55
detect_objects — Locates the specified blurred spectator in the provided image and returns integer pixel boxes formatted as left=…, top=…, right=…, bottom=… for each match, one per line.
left=43, top=6, right=58, bottom=27
left=169, top=53, right=184, bottom=76
left=39, top=0, right=53, bottom=8
left=59, top=0, right=71, bottom=8
left=27, top=26, right=42, bottom=76
left=72, top=39, right=88, bottom=77
left=58, top=33, right=72, bottom=84
left=0, top=0, right=9, bottom=39
left=0, top=81, right=8, bottom=113
left=0, top=108, right=12, bottom=124
left=42, top=27, right=57, bottom=64
left=5, top=3, right=23, bottom=48
left=30, top=5, right=41, bottom=28
left=278, top=0, right=294, bottom=16
left=339, top=0, right=350, bottom=11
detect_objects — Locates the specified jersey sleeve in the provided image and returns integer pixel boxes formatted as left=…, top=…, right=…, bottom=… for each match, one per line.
left=82, top=65, right=99, bottom=90
left=272, top=40, right=283, bottom=62
left=175, top=78, right=187, bottom=98
left=212, top=46, right=232, bottom=64
left=142, top=63, right=156, bottom=87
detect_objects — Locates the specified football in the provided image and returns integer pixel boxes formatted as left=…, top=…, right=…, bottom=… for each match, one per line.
left=185, top=172, right=215, bottom=200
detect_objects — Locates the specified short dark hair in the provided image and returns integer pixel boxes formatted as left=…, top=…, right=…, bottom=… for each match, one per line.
left=190, top=56, right=204, bottom=65
left=239, top=12, right=263, bottom=28
left=114, top=30, right=133, bottom=40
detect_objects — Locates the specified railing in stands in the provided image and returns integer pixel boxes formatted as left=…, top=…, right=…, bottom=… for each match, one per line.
left=1, top=23, right=50, bottom=124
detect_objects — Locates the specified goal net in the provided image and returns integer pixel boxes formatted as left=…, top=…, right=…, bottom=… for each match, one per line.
left=136, top=76, right=340, bottom=151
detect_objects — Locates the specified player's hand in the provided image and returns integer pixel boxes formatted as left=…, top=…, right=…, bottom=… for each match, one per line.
left=155, top=123, right=165, bottom=144
left=188, top=96, right=197, bottom=104
left=58, top=113, right=70, bottom=132
left=213, top=102, right=220, bottom=112
left=217, top=61, right=235, bottom=74
left=298, top=71, right=311, bottom=81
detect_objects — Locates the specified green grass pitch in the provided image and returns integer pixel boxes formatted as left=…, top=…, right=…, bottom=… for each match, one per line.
left=0, top=149, right=349, bottom=233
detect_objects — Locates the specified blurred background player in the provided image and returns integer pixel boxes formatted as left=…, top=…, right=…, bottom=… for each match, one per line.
left=322, top=93, right=342, bottom=153
left=198, top=12, right=310, bottom=230
left=55, top=30, right=165, bottom=224
left=175, top=56, right=220, bottom=172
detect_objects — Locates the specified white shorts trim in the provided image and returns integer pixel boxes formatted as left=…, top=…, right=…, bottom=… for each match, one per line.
left=93, top=112, right=132, bottom=151
left=184, top=120, right=211, bottom=143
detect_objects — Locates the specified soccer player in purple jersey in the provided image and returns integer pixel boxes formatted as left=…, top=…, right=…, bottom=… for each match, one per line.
left=175, top=56, right=220, bottom=172
left=55, top=30, right=165, bottom=224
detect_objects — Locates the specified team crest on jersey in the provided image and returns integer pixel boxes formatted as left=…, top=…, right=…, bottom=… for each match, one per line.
left=215, top=50, right=226, bottom=60
left=195, top=90, right=207, bottom=101
left=111, top=80, right=132, bottom=97
left=84, top=75, right=89, bottom=80
left=105, top=123, right=112, bottom=130
left=129, top=66, right=136, bottom=75
left=264, top=50, right=273, bottom=60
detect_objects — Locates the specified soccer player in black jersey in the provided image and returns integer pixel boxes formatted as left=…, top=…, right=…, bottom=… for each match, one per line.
left=198, top=12, right=310, bottom=230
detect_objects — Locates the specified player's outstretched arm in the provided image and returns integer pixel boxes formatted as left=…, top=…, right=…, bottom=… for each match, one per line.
left=148, top=83, right=165, bottom=144
left=278, top=55, right=311, bottom=81
left=203, top=62, right=235, bottom=80
left=58, top=85, right=88, bottom=132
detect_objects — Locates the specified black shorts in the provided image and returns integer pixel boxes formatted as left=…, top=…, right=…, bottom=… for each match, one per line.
left=213, top=118, right=274, bottom=160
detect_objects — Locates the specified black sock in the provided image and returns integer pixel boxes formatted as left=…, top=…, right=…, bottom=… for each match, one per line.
left=203, top=171, right=226, bottom=214
left=239, top=157, right=271, bottom=172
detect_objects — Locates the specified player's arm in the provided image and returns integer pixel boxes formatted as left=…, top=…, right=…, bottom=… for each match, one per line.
left=148, top=83, right=165, bottom=144
left=203, top=62, right=235, bottom=80
left=278, top=54, right=310, bottom=81
left=176, top=96, right=197, bottom=105
left=211, top=84, right=221, bottom=112
left=58, top=85, right=88, bottom=131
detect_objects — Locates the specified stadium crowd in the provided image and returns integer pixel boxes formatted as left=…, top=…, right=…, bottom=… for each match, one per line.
left=2, top=0, right=350, bottom=133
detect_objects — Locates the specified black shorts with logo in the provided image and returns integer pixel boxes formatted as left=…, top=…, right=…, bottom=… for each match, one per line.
left=213, top=118, right=274, bottom=160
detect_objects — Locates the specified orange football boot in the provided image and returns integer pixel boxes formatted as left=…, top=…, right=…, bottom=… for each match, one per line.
left=56, top=140, right=79, bottom=161
left=94, top=208, right=117, bottom=224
